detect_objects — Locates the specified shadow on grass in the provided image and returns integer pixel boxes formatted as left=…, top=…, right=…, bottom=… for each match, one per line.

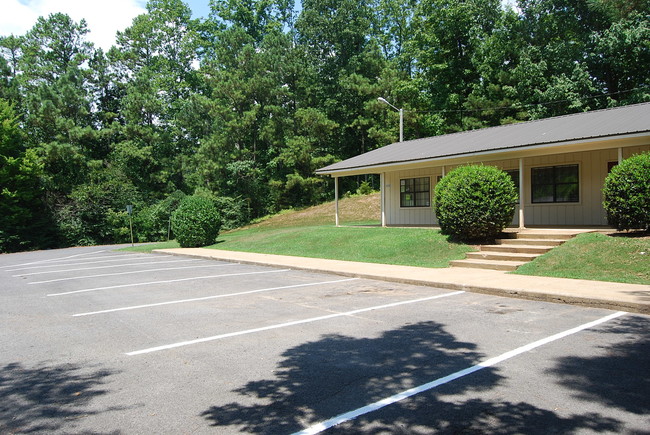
left=608, top=230, right=649, bottom=238
left=201, top=321, right=621, bottom=434
left=548, top=315, right=650, bottom=415
left=0, top=362, right=123, bottom=433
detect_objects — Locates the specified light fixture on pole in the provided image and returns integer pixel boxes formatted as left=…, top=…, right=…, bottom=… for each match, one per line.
left=378, top=97, right=403, bottom=142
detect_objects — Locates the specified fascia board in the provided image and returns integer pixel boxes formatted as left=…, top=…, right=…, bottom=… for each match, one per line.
left=315, top=132, right=649, bottom=177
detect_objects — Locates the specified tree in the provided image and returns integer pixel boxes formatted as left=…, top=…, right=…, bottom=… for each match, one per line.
left=588, top=14, right=650, bottom=104
left=0, top=99, right=49, bottom=252
left=113, top=0, right=201, bottom=194
left=0, top=35, right=23, bottom=104
left=411, top=0, right=502, bottom=132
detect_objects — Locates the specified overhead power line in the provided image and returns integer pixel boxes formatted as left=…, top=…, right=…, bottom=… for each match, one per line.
left=409, top=85, right=649, bottom=114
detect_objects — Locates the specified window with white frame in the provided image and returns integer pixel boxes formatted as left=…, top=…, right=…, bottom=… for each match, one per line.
left=531, top=164, right=579, bottom=203
left=400, top=177, right=430, bottom=207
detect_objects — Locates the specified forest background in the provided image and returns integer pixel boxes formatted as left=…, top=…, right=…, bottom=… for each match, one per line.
left=1, top=0, right=648, bottom=252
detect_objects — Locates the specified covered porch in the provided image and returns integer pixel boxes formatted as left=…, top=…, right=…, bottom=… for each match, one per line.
left=318, top=103, right=650, bottom=230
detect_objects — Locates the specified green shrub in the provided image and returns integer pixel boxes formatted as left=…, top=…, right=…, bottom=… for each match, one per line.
left=356, top=180, right=375, bottom=195
left=603, top=152, right=650, bottom=231
left=434, top=165, right=518, bottom=241
left=171, top=195, right=222, bottom=248
left=134, top=191, right=186, bottom=242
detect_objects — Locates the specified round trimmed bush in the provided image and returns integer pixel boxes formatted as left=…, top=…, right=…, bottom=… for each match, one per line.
left=434, top=165, right=518, bottom=241
left=171, top=195, right=222, bottom=248
left=603, top=152, right=650, bottom=231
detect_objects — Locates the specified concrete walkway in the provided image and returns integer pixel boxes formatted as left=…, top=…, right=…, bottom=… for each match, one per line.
left=154, top=248, right=650, bottom=315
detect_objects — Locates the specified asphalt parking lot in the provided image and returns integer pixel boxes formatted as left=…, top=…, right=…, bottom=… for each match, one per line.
left=1, top=246, right=648, bottom=434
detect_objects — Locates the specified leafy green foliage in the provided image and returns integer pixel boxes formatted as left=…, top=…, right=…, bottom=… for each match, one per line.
left=434, top=165, right=518, bottom=241
left=134, top=190, right=186, bottom=242
left=1, top=1, right=649, bottom=251
left=171, top=195, right=222, bottom=247
left=0, top=99, right=49, bottom=252
left=213, top=196, right=251, bottom=231
left=603, top=152, right=650, bottom=231
left=55, top=168, right=142, bottom=246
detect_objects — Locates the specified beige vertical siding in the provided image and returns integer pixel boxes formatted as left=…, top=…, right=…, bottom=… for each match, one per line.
left=385, top=168, right=440, bottom=225
left=383, top=145, right=649, bottom=227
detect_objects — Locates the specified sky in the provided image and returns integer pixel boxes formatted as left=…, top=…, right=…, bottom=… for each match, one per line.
left=0, top=0, right=211, bottom=51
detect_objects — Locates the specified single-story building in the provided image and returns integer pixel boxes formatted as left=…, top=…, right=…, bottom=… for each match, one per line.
left=316, top=102, right=650, bottom=228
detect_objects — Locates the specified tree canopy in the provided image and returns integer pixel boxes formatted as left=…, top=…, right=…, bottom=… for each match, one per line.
left=0, top=0, right=648, bottom=251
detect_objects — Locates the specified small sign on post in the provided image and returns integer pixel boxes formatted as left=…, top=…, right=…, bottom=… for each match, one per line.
left=126, top=205, right=134, bottom=246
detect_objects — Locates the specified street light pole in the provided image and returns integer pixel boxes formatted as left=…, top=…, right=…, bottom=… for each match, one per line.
left=378, top=97, right=403, bottom=142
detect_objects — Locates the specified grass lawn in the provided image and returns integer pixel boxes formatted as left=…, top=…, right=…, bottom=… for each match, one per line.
left=119, top=225, right=472, bottom=268
left=513, top=232, right=650, bottom=285
left=210, top=225, right=473, bottom=268
left=118, top=193, right=649, bottom=284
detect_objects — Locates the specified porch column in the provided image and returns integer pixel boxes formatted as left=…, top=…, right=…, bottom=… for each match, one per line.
left=334, top=176, right=340, bottom=227
left=519, top=158, right=525, bottom=229
left=441, top=165, right=446, bottom=177
left=380, top=172, right=386, bottom=227
left=618, top=147, right=623, bottom=164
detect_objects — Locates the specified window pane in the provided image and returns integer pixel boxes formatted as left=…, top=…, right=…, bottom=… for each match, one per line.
left=415, top=192, right=430, bottom=206
left=555, top=165, right=578, bottom=183
left=532, top=167, right=554, bottom=184
left=401, top=193, right=414, bottom=207
left=556, top=183, right=579, bottom=202
left=532, top=184, right=554, bottom=203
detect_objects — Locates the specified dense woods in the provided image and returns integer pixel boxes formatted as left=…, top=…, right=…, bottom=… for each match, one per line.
left=1, top=0, right=648, bottom=252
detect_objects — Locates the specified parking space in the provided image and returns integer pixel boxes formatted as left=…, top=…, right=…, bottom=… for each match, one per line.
left=1, top=246, right=648, bottom=434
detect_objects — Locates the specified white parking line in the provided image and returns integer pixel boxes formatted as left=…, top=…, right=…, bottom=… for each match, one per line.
left=47, top=269, right=291, bottom=297
left=13, top=259, right=199, bottom=277
left=0, top=249, right=108, bottom=269
left=292, top=311, right=628, bottom=435
left=126, top=291, right=466, bottom=356
left=6, top=254, right=165, bottom=272
left=28, top=263, right=233, bottom=284
left=73, top=278, right=360, bottom=317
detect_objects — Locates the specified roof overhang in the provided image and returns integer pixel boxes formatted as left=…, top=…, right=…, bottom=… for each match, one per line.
left=316, top=132, right=650, bottom=177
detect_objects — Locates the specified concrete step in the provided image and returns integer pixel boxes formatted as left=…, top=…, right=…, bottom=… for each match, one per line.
left=480, top=244, right=554, bottom=254
left=497, top=238, right=566, bottom=247
left=466, top=251, right=540, bottom=262
left=450, top=259, right=528, bottom=271
left=515, top=232, right=575, bottom=240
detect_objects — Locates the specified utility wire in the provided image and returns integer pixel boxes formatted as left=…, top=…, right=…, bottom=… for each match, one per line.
left=407, top=85, right=649, bottom=114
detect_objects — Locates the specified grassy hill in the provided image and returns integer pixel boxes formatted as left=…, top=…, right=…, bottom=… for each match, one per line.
left=211, top=192, right=472, bottom=268
left=247, top=192, right=381, bottom=228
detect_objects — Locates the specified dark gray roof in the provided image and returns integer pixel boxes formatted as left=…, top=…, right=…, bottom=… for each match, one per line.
left=316, top=102, right=650, bottom=174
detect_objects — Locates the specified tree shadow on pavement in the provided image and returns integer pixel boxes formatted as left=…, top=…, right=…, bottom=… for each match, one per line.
left=0, top=361, right=122, bottom=433
left=201, top=321, right=622, bottom=434
left=548, top=315, right=650, bottom=415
